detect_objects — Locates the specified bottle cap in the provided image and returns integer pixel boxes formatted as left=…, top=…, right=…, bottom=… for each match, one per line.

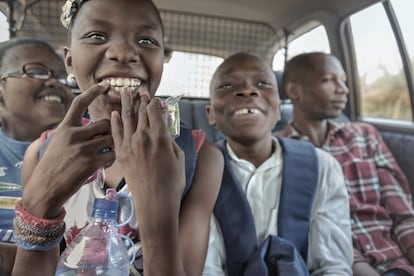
left=92, top=198, right=118, bottom=220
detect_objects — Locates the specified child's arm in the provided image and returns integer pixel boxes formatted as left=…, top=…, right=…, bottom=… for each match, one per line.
left=12, top=82, right=114, bottom=275
left=178, top=140, right=223, bottom=275
left=111, top=90, right=223, bottom=275
left=0, top=242, right=16, bottom=276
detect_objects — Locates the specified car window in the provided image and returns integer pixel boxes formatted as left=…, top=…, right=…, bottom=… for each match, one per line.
left=157, top=51, right=223, bottom=98
left=0, top=13, right=9, bottom=42
left=393, top=0, right=414, bottom=99
left=350, top=0, right=413, bottom=121
left=273, top=25, right=330, bottom=71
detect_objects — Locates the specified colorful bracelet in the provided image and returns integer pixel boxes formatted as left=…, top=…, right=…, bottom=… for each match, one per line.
left=13, top=200, right=66, bottom=251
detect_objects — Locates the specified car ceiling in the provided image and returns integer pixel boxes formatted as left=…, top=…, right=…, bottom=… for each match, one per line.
left=153, top=0, right=381, bottom=32
left=0, top=0, right=381, bottom=59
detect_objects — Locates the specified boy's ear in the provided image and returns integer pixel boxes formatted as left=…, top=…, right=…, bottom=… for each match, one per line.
left=0, top=86, right=5, bottom=106
left=286, top=82, right=301, bottom=101
left=205, top=104, right=216, bottom=126
left=63, top=47, right=73, bottom=73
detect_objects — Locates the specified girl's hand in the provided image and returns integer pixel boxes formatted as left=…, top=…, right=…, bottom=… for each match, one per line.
left=22, top=82, right=115, bottom=218
left=111, top=89, right=185, bottom=230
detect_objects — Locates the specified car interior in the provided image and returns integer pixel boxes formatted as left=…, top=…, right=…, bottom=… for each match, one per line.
left=0, top=0, right=413, bottom=193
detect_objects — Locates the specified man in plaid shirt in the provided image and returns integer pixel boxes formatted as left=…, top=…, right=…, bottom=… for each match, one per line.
left=276, top=52, right=414, bottom=276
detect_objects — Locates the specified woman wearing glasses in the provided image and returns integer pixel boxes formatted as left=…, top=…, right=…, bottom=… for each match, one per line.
left=0, top=37, right=73, bottom=275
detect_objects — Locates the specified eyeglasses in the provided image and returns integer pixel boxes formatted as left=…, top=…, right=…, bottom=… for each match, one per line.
left=0, top=63, right=73, bottom=87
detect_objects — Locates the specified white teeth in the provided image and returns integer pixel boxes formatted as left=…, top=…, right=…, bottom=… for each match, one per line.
left=105, top=77, right=142, bottom=88
left=40, top=95, right=63, bottom=104
left=113, top=86, right=136, bottom=93
left=234, top=108, right=259, bottom=115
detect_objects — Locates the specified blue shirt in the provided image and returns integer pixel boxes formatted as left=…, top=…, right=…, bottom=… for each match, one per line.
left=0, top=129, right=30, bottom=242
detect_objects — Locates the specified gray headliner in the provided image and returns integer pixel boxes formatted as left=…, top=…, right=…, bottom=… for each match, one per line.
left=0, top=0, right=382, bottom=59
left=153, top=0, right=381, bottom=33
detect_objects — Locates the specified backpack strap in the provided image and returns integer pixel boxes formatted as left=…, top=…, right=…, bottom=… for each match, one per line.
left=214, top=140, right=259, bottom=276
left=175, top=126, right=197, bottom=200
left=214, top=138, right=318, bottom=275
left=244, top=235, right=309, bottom=276
left=277, top=137, right=318, bottom=262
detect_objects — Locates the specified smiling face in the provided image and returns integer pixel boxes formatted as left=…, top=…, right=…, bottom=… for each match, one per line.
left=207, top=53, right=280, bottom=145
left=0, top=43, right=73, bottom=140
left=289, top=53, right=349, bottom=120
left=64, top=0, right=164, bottom=121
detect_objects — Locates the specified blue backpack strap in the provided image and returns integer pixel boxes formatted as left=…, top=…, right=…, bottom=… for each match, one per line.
left=215, top=138, right=317, bottom=275
left=244, top=235, right=309, bottom=276
left=214, top=140, right=259, bottom=276
left=277, top=137, right=318, bottom=262
left=175, top=126, right=197, bottom=200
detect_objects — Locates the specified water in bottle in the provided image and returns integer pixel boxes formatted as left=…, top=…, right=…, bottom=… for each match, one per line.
left=55, top=197, right=130, bottom=275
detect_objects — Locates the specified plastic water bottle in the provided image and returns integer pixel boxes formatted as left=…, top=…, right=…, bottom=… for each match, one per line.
left=55, top=197, right=131, bottom=275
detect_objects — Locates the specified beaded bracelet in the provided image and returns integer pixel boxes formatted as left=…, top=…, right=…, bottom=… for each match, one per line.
left=13, top=200, right=66, bottom=251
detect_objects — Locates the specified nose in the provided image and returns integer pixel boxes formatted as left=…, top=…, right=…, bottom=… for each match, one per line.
left=44, top=76, right=65, bottom=87
left=105, top=42, right=138, bottom=64
left=43, top=75, right=73, bottom=92
left=337, top=80, right=349, bottom=95
left=234, top=82, right=259, bottom=97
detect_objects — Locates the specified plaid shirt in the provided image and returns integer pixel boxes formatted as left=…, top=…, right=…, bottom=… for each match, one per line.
left=277, top=121, right=414, bottom=273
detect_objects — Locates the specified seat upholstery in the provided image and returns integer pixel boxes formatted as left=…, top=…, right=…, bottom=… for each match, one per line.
left=381, top=131, right=414, bottom=195
left=176, top=70, right=291, bottom=141
left=274, top=70, right=290, bottom=103
left=178, top=97, right=292, bottom=142
left=177, top=97, right=414, bottom=198
left=178, top=98, right=224, bottom=142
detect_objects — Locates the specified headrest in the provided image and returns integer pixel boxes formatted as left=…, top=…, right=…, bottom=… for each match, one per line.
left=274, top=70, right=290, bottom=103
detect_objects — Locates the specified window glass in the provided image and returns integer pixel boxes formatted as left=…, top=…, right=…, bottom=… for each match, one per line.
left=157, top=51, right=223, bottom=98
left=273, top=25, right=330, bottom=71
left=350, top=2, right=412, bottom=120
left=392, top=0, right=414, bottom=90
left=0, top=12, right=9, bottom=42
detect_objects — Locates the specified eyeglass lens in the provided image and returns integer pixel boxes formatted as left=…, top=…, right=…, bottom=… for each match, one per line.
left=23, top=64, right=53, bottom=80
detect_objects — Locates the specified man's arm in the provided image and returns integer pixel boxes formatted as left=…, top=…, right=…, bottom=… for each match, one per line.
left=364, top=124, right=414, bottom=260
left=352, top=248, right=380, bottom=276
left=307, top=149, right=353, bottom=275
left=352, top=261, right=381, bottom=276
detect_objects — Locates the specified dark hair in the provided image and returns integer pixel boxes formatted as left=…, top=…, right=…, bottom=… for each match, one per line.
left=283, top=52, right=331, bottom=90
left=0, top=37, right=57, bottom=70
left=64, top=0, right=164, bottom=40
left=210, top=52, right=272, bottom=96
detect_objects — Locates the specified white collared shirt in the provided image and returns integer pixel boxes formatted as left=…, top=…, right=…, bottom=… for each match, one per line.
left=203, top=137, right=353, bottom=275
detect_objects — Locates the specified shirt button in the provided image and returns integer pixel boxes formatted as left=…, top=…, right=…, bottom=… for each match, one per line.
left=366, top=244, right=372, bottom=250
